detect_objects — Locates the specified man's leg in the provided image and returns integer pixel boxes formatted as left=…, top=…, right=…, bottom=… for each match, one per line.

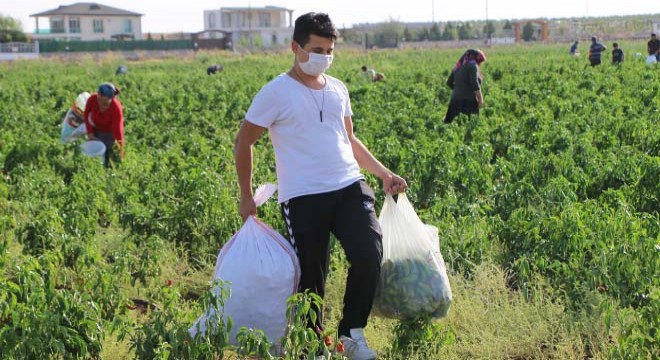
left=332, top=181, right=382, bottom=338
left=281, top=192, right=335, bottom=329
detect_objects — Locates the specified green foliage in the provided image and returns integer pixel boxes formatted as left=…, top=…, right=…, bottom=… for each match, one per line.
left=483, top=21, right=496, bottom=39
left=127, top=280, right=234, bottom=359
left=0, top=254, right=105, bottom=359
left=429, top=23, right=441, bottom=41
left=0, top=14, right=25, bottom=42
left=441, top=22, right=457, bottom=41
left=281, top=290, right=326, bottom=359
left=389, top=315, right=455, bottom=358
left=457, top=22, right=474, bottom=40
left=0, top=14, right=22, bottom=31
left=0, top=30, right=27, bottom=43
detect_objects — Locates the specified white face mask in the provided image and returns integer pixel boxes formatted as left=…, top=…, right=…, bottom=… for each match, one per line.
left=298, top=47, right=333, bottom=76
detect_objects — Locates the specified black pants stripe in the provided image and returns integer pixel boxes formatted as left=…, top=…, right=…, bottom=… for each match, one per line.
left=281, top=180, right=382, bottom=338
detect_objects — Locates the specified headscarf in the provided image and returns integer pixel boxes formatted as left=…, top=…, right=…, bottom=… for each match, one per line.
left=72, top=91, right=91, bottom=118
left=452, top=49, right=487, bottom=80
left=97, top=82, right=120, bottom=98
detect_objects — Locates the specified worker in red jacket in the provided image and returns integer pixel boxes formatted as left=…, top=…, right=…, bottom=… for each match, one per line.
left=84, top=82, right=124, bottom=166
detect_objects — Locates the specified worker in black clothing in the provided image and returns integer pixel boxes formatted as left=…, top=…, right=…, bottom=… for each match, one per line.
left=588, top=36, right=607, bottom=67
left=443, top=49, right=487, bottom=124
left=612, top=43, right=624, bottom=65
left=648, top=33, right=660, bottom=61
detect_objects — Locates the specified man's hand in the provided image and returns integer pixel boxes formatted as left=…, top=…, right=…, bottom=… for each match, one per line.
left=239, top=195, right=257, bottom=222
left=381, top=173, right=408, bottom=195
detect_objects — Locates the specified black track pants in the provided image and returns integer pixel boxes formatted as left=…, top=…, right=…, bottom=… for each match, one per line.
left=281, top=180, right=382, bottom=338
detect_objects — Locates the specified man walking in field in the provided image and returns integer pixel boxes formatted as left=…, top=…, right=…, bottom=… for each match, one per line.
left=611, top=43, right=624, bottom=65
left=648, top=33, right=660, bottom=61
left=234, top=12, right=407, bottom=360
left=588, top=36, right=607, bottom=67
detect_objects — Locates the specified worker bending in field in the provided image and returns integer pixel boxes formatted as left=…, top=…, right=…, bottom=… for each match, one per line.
left=84, top=82, right=125, bottom=167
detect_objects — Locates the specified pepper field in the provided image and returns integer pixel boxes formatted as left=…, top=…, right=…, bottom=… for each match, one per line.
left=0, top=44, right=658, bottom=359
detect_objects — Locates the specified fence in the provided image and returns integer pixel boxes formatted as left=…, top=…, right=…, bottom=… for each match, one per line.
left=38, top=39, right=194, bottom=53
left=0, top=42, right=38, bottom=53
left=0, top=42, right=39, bottom=60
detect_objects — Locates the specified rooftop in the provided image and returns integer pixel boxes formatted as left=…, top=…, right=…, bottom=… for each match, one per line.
left=31, top=2, right=142, bottom=17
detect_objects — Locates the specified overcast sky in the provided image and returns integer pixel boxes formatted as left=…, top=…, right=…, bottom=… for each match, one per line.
left=4, top=0, right=659, bottom=33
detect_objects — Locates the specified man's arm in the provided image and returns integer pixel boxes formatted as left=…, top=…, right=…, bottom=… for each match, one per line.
left=344, top=116, right=407, bottom=194
left=234, top=120, right=267, bottom=221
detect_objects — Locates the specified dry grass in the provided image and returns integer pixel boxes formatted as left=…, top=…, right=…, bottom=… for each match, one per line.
left=323, top=261, right=609, bottom=360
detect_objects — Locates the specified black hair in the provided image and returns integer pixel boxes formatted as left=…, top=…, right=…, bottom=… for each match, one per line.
left=293, top=12, right=338, bottom=47
left=361, top=65, right=367, bottom=71
left=613, top=42, right=618, bottom=47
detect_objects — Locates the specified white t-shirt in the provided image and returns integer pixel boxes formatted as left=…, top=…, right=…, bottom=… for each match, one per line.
left=245, top=73, right=363, bottom=203
left=363, top=69, right=376, bottom=81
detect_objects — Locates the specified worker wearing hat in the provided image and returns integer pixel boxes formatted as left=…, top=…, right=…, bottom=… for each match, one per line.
left=84, top=82, right=125, bottom=166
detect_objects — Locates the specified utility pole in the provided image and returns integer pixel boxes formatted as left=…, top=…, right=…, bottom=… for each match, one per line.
left=248, top=2, right=253, bottom=49
left=432, top=0, right=435, bottom=23
left=585, top=0, right=589, bottom=17
left=485, top=0, right=492, bottom=43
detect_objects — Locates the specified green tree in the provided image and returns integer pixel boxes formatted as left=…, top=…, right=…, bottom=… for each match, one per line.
left=503, top=19, right=513, bottom=30
left=0, top=13, right=22, bottom=31
left=522, top=22, right=535, bottom=41
left=458, top=22, right=473, bottom=40
left=483, top=21, right=496, bottom=39
left=418, top=27, right=430, bottom=41
left=0, top=13, right=26, bottom=43
left=441, top=22, right=456, bottom=41
left=372, top=19, right=403, bottom=48
left=402, top=26, right=411, bottom=42
left=429, top=23, right=441, bottom=41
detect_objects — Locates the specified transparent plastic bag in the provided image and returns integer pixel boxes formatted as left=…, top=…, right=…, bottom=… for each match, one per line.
left=372, top=193, right=452, bottom=320
left=189, top=183, right=300, bottom=353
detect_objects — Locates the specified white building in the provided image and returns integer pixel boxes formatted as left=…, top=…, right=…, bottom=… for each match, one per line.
left=30, top=2, right=143, bottom=41
left=203, top=6, right=294, bottom=48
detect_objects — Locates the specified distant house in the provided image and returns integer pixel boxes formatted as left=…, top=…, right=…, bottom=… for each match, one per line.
left=30, top=2, right=143, bottom=41
left=203, top=6, right=294, bottom=48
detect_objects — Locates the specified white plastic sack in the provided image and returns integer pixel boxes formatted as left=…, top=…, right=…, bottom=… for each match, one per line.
left=647, top=55, right=658, bottom=65
left=60, top=109, right=87, bottom=144
left=189, top=183, right=300, bottom=353
left=372, top=193, right=452, bottom=320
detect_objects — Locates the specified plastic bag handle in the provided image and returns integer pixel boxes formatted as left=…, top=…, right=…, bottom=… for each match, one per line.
left=253, top=182, right=277, bottom=208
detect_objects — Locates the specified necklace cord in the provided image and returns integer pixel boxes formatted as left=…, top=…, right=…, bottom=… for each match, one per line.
left=291, top=69, right=326, bottom=122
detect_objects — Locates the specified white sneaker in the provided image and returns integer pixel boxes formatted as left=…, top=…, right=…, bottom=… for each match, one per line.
left=339, top=328, right=377, bottom=360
